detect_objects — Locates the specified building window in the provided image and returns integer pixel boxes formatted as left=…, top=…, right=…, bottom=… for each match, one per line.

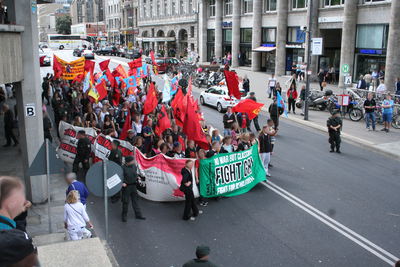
left=287, top=27, right=305, bottom=43
left=356, top=24, right=389, bottom=49
left=209, top=0, right=216, bottom=17
left=157, top=1, right=161, bottom=16
left=240, top=28, right=252, bottom=43
left=264, top=0, right=277, bottom=11
left=189, top=0, right=193, bottom=13
left=224, top=0, right=232, bottom=15
left=207, top=29, right=215, bottom=42
left=143, top=0, right=147, bottom=17
left=262, top=28, right=276, bottom=43
left=172, top=0, right=178, bottom=14
left=180, top=0, right=185, bottom=14
left=362, top=0, right=386, bottom=3
left=242, top=0, right=253, bottom=14
left=190, top=26, right=195, bottom=38
left=324, top=0, right=345, bottom=6
left=223, top=29, right=232, bottom=43
left=292, top=0, right=307, bottom=9
left=164, top=0, right=169, bottom=15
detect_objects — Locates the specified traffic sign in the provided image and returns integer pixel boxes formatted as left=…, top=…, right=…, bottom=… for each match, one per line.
left=86, top=161, right=123, bottom=197
left=344, top=75, right=352, bottom=85
left=341, top=64, right=350, bottom=73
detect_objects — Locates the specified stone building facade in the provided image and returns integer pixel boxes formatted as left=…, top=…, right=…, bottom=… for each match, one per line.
left=120, top=0, right=139, bottom=46
left=200, top=0, right=400, bottom=90
left=136, top=0, right=199, bottom=57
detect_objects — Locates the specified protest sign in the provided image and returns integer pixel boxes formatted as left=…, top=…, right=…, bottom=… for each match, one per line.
left=199, top=144, right=266, bottom=197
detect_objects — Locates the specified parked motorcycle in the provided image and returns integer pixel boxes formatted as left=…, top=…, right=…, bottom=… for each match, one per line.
left=296, top=90, right=328, bottom=111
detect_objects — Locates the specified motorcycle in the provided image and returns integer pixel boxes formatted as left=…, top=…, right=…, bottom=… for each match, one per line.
left=327, top=95, right=363, bottom=121
left=296, top=90, right=328, bottom=111
left=194, top=72, right=209, bottom=87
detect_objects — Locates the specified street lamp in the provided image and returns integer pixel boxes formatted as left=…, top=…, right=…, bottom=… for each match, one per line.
left=304, top=0, right=313, bottom=121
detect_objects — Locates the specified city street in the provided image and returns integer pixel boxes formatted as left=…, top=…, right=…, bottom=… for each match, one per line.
left=41, top=51, right=400, bottom=267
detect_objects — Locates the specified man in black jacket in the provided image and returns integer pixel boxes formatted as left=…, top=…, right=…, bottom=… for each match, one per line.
left=2, top=104, right=18, bottom=147
left=72, top=130, right=91, bottom=176
left=181, top=160, right=200, bottom=221
left=247, top=92, right=261, bottom=132
left=222, top=107, right=235, bottom=136
left=268, top=99, right=283, bottom=130
left=327, top=111, right=342, bottom=153
left=121, top=156, right=145, bottom=222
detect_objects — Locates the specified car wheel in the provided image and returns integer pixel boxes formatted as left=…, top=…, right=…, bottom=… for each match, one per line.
left=217, top=103, right=223, bottom=113
left=200, top=96, right=205, bottom=105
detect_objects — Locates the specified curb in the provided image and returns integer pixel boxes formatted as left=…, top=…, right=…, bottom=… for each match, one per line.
left=261, top=106, right=400, bottom=161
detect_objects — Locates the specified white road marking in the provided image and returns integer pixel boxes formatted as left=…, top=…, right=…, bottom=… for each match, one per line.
left=261, top=180, right=399, bottom=265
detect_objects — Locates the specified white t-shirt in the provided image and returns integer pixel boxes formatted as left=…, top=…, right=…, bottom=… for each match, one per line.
left=268, top=78, right=276, bottom=88
left=376, top=84, right=386, bottom=95
left=64, top=202, right=89, bottom=230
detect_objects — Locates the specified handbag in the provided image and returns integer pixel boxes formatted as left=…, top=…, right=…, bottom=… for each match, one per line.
left=322, top=81, right=327, bottom=88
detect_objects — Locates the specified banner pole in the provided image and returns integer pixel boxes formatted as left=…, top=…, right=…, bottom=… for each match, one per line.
left=45, top=139, right=52, bottom=234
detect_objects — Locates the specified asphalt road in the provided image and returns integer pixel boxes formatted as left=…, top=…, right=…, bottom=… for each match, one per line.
left=41, top=51, right=400, bottom=267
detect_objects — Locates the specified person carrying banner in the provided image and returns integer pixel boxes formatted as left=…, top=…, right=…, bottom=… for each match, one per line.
left=73, top=130, right=91, bottom=180
left=121, top=156, right=146, bottom=222
left=180, top=160, right=201, bottom=221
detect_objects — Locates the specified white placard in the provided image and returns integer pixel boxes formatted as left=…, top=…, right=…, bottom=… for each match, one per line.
left=344, top=75, right=352, bottom=85
left=312, top=38, right=323, bottom=56
left=107, top=174, right=122, bottom=190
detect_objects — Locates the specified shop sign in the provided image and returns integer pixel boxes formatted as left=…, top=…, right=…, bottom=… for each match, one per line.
left=359, top=49, right=383, bottom=55
left=222, top=22, right=232, bottom=28
left=262, top=43, right=275, bottom=47
left=296, top=29, right=306, bottom=43
left=318, top=16, right=343, bottom=23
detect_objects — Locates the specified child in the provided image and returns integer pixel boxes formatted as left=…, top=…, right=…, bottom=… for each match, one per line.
left=211, top=129, right=221, bottom=143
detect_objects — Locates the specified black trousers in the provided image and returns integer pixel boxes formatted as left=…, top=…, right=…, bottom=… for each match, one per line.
left=72, top=157, right=90, bottom=181
left=252, top=116, right=261, bottom=132
left=183, top=190, right=199, bottom=220
left=329, top=131, right=341, bottom=151
left=4, top=126, right=18, bottom=145
left=271, top=116, right=279, bottom=129
left=122, top=185, right=142, bottom=218
left=288, top=99, right=296, bottom=112
left=42, top=92, right=50, bottom=105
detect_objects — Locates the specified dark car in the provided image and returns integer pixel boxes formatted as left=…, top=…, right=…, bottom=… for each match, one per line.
left=154, top=57, right=180, bottom=73
left=95, top=46, right=119, bottom=56
left=73, top=48, right=83, bottom=57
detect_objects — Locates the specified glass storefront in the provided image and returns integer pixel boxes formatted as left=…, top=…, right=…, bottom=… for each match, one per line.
left=223, top=29, right=232, bottom=55
left=207, top=29, right=215, bottom=62
left=240, top=28, right=252, bottom=66
left=354, top=52, right=386, bottom=79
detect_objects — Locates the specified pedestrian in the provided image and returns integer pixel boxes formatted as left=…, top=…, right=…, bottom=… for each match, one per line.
left=0, top=176, right=28, bottom=230
left=41, top=77, right=50, bottom=105
left=237, top=113, right=248, bottom=133
left=220, top=136, right=234, bottom=154
left=318, top=69, right=325, bottom=91
left=286, top=83, right=298, bottom=114
left=395, top=77, right=400, bottom=100
left=356, top=75, right=367, bottom=90
left=242, top=75, right=250, bottom=95
left=108, top=140, right=123, bottom=165
left=268, top=99, right=282, bottom=130
left=327, top=111, right=342, bottom=153
left=381, top=94, right=394, bottom=133
left=0, top=229, right=39, bottom=267
left=182, top=245, right=218, bottom=267
left=185, top=140, right=197, bottom=158
left=2, top=104, right=18, bottom=147
left=376, top=79, right=386, bottom=96
left=65, top=172, right=89, bottom=206
left=211, top=129, right=221, bottom=143
left=237, top=133, right=251, bottom=151
left=275, top=82, right=282, bottom=96
left=364, top=72, right=372, bottom=90
left=222, top=107, right=235, bottom=136
left=268, top=74, right=277, bottom=98
left=64, top=190, right=93, bottom=240
left=180, top=160, right=201, bottom=221
left=43, top=110, right=52, bottom=143
left=247, top=92, right=261, bottom=132
left=121, top=156, right=146, bottom=222
left=206, top=141, right=220, bottom=158
left=299, top=85, right=306, bottom=116
left=72, top=130, right=91, bottom=178
left=363, top=93, right=376, bottom=131
left=258, top=122, right=276, bottom=178
left=142, top=118, right=154, bottom=153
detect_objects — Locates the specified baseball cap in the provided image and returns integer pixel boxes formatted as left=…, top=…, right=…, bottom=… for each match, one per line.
left=196, top=245, right=210, bottom=258
left=0, top=229, right=36, bottom=265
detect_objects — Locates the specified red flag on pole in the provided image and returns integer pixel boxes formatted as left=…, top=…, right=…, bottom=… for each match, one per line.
left=114, top=64, right=128, bottom=79
left=120, top=111, right=131, bottom=140
left=232, top=99, right=264, bottom=120
left=84, top=60, right=95, bottom=83
left=52, top=55, right=63, bottom=79
left=155, top=105, right=171, bottom=136
left=143, top=83, right=158, bottom=115
left=172, top=89, right=187, bottom=128
left=224, top=70, right=241, bottom=99
left=183, top=97, right=208, bottom=149
left=128, top=58, right=142, bottom=69
left=99, top=59, right=110, bottom=72
left=96, top=80, right=108, bottom=101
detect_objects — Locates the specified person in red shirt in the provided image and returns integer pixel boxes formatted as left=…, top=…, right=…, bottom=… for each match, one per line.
left=286, top=83, right=298, bottom=114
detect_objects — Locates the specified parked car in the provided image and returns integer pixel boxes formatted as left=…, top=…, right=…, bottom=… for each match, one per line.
left=143, top=57, right=152, bottom=64
left=82, top=50, right=95, bottom=59
left=73, top=48, right=83, bottom=57
left=125, top=49, right=142, bottom=59
left=154, top=57, right=180, bottom=73
left=95, top=46, right=119, bottom=56
left=199, top=86, right=244, bottom=113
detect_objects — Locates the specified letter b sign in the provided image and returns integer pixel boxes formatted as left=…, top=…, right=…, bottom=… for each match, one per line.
left=25, top=104, right=36, bottom=117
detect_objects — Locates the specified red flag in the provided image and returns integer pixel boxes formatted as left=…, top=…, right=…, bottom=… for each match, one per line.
left=72, top=73, right=85, bottom=83
left=52, top=55, right=63, bottom=79
left=120, top=111, right=131, bottom=140
left=115, top=64, right=128, bottom=79
left=232, top=99, right=264, bottom=120
left=150, top=51, right=158, bottom=66
left=128, top=68, right=137, bottom=77
left=105, top=69, right=116, bottom=88
left=84, top=60, right=95, bottom=83
left=143, top=83, right=158, bottom=115
left=224, top=70, right=241, bottom=99
left=172, top=89, right=187, bottom=128
left=183, top=97, right=208, bottom=149
left=99, top=59, right=110, bottom=72
left=112, top=88, right=121, bottom=106
left=96, top=80, right=108, bottom=101
left=39, top=56, right=45, bottom=66
left=155, top=105, right=171, bottom=136
left=178, top=135, right=186, bottom=151
left=128, top=58, right=142, bottom=69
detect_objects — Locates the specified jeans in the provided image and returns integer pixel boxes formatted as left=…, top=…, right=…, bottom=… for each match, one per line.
left=260, top=152, right=271, bottom=176
left=365, top=112, right=376, bottom=130
left=288, top=99, right=296, bottom=113
left=223, top=128, right=231, bottom=136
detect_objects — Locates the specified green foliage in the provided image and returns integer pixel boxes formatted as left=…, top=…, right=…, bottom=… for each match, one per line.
left=56, top=15, right=72, bottom=35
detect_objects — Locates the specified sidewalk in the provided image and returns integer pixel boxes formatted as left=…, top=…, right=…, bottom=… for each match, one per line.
left=230, top=67, right=400, bottom=160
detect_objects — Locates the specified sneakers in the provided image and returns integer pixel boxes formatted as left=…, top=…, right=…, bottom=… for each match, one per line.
left=189, top=217, right=196, bottom=221
left=268, top=164, right=274, bottom=168
left=198, top=210, right=203, bottom=215
left=200, top=201, right=208, bottom=207
left=330, top=150, right=335, bottom=153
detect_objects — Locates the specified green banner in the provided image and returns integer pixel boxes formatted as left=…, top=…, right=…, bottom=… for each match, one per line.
left=199, top=144, right=266, bottom=198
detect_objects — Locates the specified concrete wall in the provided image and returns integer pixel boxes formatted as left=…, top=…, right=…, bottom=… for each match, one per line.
left=0, top=26, right=24, bottom=84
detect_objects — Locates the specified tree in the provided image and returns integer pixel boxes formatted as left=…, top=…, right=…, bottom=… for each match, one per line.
left=56, top=15, right=72, bottom=35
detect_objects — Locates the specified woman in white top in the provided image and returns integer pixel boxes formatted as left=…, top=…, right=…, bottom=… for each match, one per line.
left=64, top=190, right=93, bottom=241
left=132, top=114, right=143, bottom=136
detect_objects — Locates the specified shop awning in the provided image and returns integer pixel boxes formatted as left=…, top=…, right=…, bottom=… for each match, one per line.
left=253, top=46, right=276, bottom=52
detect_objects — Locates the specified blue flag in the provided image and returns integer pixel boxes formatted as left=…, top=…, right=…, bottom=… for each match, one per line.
left=276, top=91, right=288, bottom=118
